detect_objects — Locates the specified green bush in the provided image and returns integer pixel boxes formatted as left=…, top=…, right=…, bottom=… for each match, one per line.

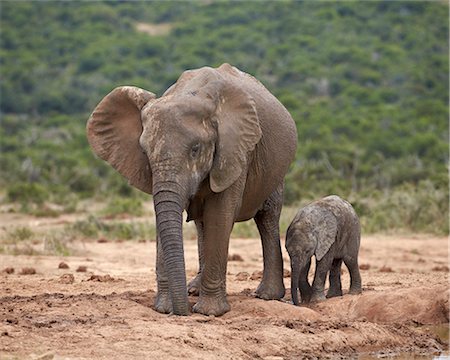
left=100, top=197, right=144, bottom=218
left=1, top=2, right=448, bottom=235
left=67, top=215, right=156, bottom=241
left=358, top=181, right=448, bottom=235
left=7, top=183, right=49, bottom=204
left=70, top=215, right=105, bottom=238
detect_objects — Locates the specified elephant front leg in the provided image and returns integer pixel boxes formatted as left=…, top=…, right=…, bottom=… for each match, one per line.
left=154, top=235, right=173, bottom=313
left=310, top=253, right=334, bottom=303
left=187, top=220, right=204, bottom=296
left=254, top=183, right=285, bottom=300
left=192, top=194, right=238, bottom=316
left=299, top=258, right=313, bottom=303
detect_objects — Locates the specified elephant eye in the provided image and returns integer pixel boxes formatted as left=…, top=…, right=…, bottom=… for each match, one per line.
left=190, top=143, right=201, bottom=158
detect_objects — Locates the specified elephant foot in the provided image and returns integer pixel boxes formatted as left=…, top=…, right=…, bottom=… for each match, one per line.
left=187, top=273, right=201, bottom=296
left=310, top=291, right=326, bottom=303
left=349, top=286, right=362, bottom=295
left=192, top=295, right=230, bottom=316
left=326, top=288, right=343, bottom=298
left=300, top=292, right=312, bottom=304
left=255, top=279, right=285, bottom=300
left=154, top=290, right=173, bottom=314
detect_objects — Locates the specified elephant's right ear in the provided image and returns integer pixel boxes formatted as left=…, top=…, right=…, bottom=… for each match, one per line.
left=86, top=86, right=156, bottom=194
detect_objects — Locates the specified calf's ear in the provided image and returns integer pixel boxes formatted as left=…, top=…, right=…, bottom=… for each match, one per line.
left=314, top=214, right=338, bottom=261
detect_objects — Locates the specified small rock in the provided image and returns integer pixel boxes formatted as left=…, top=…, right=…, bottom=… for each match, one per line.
left=97, top=238, right=108, bottom=243
left=58, top=273, right=75, bottom=284
left=235, top=272, right=250, bottom=281
left=283, top=269, right=291, bottom=278
left=379, top=266, right=394, bottom=273
left=19, top=267, right=36, bottom=275
left=2, top=267, right=14, bottom=274
left=87, top=274, right=115, bottom=282
left=432, top=265, right=449, bottom=272
left=58, top=262, right=69, bottom=269
left=250, top=270, right=263, bottom=281
left=359, top=264, right=371, bottom=270
left=76, top=266, right=87, bottom=273
left=228, top=254, right=244, bottom=261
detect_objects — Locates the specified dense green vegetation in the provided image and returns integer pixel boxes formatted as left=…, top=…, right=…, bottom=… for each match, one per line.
left=1, top=1, right=448, bottom=233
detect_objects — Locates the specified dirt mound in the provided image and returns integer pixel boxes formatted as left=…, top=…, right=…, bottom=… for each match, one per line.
left=224, top=296, right=322, bottom=322
left=314, top=286, right=449, bottom=325
left=0, top=234, right=448, bottom=359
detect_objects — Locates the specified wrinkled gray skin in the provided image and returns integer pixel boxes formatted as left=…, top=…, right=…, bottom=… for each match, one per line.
left=87, top=64, right=297, bottom=316
left=285, top=195, right=362, bottom=305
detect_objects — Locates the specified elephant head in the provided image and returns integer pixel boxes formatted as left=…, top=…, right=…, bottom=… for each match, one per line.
left=87, top=66, right=262, bottom=315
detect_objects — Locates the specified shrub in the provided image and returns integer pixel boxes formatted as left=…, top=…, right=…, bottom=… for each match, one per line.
left=100, top=197, right=144, bottom=218
left=6, top=226, right=35, bottom=242
left=7, top=183, right=49, bottom=204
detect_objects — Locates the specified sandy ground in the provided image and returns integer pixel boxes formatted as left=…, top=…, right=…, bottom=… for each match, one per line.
left=0, top=212, right=448, bottom=359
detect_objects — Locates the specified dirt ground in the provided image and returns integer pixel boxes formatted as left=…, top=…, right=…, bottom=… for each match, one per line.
left=0, top=212, right=448, bottom=359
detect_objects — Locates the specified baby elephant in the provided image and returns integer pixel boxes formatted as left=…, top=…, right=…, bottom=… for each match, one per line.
left=286, top=195, right=362, bottom=305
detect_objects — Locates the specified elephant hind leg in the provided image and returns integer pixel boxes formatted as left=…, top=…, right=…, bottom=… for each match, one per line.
left=344, top=255, right=362, bottom=295
left=187, top=220, right=204, bottom=296
left=327, top=258, right=343, bottom=298
left=310, top=251, right=334, bottom=302
left=254, top=182, right=285, bottom=300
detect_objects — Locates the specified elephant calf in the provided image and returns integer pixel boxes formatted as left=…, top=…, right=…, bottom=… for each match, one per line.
left=285, top=195, right=362, bottom=305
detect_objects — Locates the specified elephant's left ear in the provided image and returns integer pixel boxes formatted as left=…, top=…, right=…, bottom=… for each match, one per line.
left=86, top=86, right=156, bottom=194
left=314, top=212, right=338, bottom=261
left=209, top=84, right=262, bottom=193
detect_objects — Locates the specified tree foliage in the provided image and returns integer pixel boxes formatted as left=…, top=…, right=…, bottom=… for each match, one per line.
left=1, top=1, right=448, bottom=232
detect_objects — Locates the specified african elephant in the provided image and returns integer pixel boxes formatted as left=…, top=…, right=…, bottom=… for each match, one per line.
left=87, top=63, right=297, bottom=316
left=285, top=195, right=362, bottom=305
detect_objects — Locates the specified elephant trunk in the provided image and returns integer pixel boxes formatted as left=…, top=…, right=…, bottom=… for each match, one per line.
left=153, top=184, right=189, bottom=315
left=290, top=256, right=301, bottom=306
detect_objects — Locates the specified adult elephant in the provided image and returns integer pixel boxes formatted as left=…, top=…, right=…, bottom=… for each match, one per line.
left=87, top=63, right=297, bottom=316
